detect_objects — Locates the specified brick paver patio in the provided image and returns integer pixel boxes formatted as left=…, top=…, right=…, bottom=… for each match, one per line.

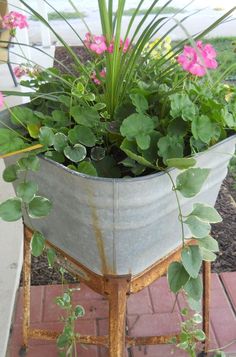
left=8, top=273, right=236, bottom=356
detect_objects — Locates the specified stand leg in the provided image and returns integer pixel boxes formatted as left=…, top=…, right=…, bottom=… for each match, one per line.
left=203, top=261, right=211, bottom=355
left=22, top=226, right=32, bottom=350
left=105, top=276, right=131, bottom=357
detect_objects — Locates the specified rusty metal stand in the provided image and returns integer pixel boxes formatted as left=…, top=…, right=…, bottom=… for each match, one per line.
left=21, top=226, right=211, bottom=356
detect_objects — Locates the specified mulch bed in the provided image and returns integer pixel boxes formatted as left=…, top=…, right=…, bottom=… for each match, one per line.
left=25, top=46, right=236, bottom=285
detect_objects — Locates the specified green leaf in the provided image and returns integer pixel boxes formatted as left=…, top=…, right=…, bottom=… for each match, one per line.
left=18, top=156, right=40, bottom=172
left=90, top=147, right=106, bottom=161
left=74, top=305, right=85, bottom=317
left=221, top=107, right=236, bottom=128
left=120, top=139, right=156, bottom=169
left=47, top=248, right=56, bottom=267
left=184, top=215, right=211, bottom=238
left=0, top=128, right=25, bottom=154
left=39, top=127, right=55, bottom=147
left=52, top=110, right=69, bottom=126
left=54, top=133, right=68, bottom=152
left=77, top=161, right=97, bottom=176
left=167, top=261, right=190, bottom=293
left=168, top=118, right=188, bottom=137
left=190, top=203, right=222, bottom=223
left=10, top=106, right=39, bottom=126
left=198, top=236, right=219, bottom=252
left=16, top=181, right=38, bottom=203
left=187, top=296, right=202, bottom=312
left=68, top=125, right=96, bottom=147
left=71, top=106, right=100, bottom=128
left=31, top=231, right=45, bottom=257
left=94, top=156, right=121, bottom=178
left=64, top=144, right=87, bottom=163
left=214, top=351, right=226, bottom=357
left=200, top=247, right=217, bottom=261
left=194, top=329, right=206, bottom=342
left=0, top=198, right=22, bottom=221
left=191, top=115, right=214, bottom=144
left=136, top=133, right=150, bottom=150
left=45, top=150, right=65, bottom=164
left=57, top=333, right=70, bottom=348
left=176, top=168, right=210, bottom=198
left=181, top=246, right=202, bottom=278
left=28, top=196, right=52, bottom=218
left=130, top=93, right=148, bottom=113
left=27, top=123, right=40, bottom=138
left=166, top=157, right=196, bottom=170
left=184, top=275, right=203, bottom=301
left=157, top=135, right=184, bottom=163
left=94, top=102, right=106, bottom=111
left=3, top=164, right=18, bottom=182
left=170, top=93, right=197, bottom=121
left=120, top=113, right=154, bottom=150
left=192, top=313, right=202, bottom=324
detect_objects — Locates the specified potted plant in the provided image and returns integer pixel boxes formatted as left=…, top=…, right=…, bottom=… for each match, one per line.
left=0, top=1, right=236, bottom=356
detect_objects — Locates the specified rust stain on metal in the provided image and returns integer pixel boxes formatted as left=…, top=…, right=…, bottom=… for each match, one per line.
left=203, top=261, right=211, bottom=354
left=29, top=329, right=108, bottom=346
left=90, top=204, right=109, bottom=274
left=130, top=239, right=196, bottom=293
left=22, top=227, right=210, bottom=356
left=22, top=226, right=32, bottom=349
left=126, top=335, right=180, bottom=346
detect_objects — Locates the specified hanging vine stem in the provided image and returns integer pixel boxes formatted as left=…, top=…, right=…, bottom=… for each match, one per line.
left=166, top=170, right=185, bottom=248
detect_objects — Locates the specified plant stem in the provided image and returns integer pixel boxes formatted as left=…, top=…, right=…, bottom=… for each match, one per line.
left=166, top=171, right=185, bottom=247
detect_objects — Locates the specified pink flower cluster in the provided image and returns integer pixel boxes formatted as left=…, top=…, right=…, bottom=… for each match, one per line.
left=2, top=11, right=28, bottom=36
left=91, top=68, right=106, bottom=85
left=13, top=64, right=41, bottom=79
left=177, top=41, right=218, bottom=77
left=84, top=33, right=130, bottom=55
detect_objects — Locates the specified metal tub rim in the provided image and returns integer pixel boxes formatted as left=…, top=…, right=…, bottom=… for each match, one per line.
left=38, top=134, right=236, bottom=182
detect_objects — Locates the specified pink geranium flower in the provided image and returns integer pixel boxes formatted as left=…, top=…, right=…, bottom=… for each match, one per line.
left=0, top=92, right=4, bottom=107
left=14, top=65, right=26, bottom=78
left=2, top=11, right=28, bottom=35
left=177, top=41, right=218, bottom=77
left=84, top=33, right=131, bottom=55
left=91, top=68, right=106, bottom=85
left=85, top=33, right=107, bottom=54
left=121, top=38, right=130, bottom=53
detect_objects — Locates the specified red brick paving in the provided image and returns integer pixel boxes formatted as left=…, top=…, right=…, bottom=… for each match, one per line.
left=8, top=273, right=236, bottom=356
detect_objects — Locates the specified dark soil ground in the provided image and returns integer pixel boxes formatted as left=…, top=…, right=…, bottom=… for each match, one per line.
left=25, top=46, right=236, bottom=286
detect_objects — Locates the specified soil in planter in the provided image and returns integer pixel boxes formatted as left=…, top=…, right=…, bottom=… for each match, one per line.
left=19, top=46, right=236, bottom=285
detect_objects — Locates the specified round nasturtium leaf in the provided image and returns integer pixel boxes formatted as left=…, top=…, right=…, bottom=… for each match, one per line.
left=31, top=231, right=45, bottom=257
left=28, top=196, right=52, bottom=218
left=2, top=164, right=19, bottom=182
left=39, top=127, right=55, bottom=147
left=0, top=198, right=22, bottom=222
left=18, top=156, right=40, bottom=172
left=16, top=181, right=38, bottom=203
left=64, top=144, right=87, bottom=163
left=53, top=132, right=68, bottom=152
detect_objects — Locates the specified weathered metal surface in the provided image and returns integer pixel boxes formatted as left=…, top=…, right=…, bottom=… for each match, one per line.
left=1, top=109, right=235, bottom=276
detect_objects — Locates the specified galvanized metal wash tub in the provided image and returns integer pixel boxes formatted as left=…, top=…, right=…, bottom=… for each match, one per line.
left=1, top=109, right=236, bottom=276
